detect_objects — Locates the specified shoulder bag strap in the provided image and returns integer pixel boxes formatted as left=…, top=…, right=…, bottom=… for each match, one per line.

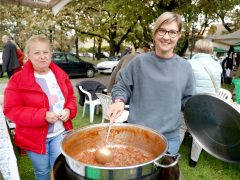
left=198, top=61, right=218, bottom=93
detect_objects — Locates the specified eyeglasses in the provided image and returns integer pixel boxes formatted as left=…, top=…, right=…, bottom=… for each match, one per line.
left=157, top=28, right=179, bottom=38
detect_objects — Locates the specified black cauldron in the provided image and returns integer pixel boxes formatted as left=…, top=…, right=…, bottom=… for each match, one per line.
left=53, top=154, right=180, bottom=180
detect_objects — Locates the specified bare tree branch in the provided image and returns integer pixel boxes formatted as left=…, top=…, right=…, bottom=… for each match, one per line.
left=217, top=13, right=232, bottom=32
left=116, top=16, right=142, bottom=47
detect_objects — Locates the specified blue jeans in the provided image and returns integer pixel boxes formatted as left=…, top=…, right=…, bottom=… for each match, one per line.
left=26, top=132, right=64, bottom=180
left=167, top=136, right=180, bottom=155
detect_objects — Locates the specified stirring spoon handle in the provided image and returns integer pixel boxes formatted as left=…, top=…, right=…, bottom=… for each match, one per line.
left=105, top=123, right=112, bottom=144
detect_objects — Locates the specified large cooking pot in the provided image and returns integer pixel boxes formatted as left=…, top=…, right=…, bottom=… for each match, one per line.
left=60, top=123, right=179, bottom=180
left=184, top=94, right=240, bottom=163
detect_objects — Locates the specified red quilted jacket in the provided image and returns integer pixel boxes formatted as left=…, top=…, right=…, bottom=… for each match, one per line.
left=4, top=60, right=77, bottom=154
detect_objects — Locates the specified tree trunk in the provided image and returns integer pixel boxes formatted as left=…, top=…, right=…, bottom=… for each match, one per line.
left=75, top=37, right=79, bottom=57
left=97, top=39, right=102, bottom=60
left=109, top=39, right=120, bottom=56
left=178, top=38, right=189, bottom=57
left=109, top=40, right=116, bottom=56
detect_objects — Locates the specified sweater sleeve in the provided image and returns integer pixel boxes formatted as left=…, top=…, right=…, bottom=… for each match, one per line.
left=181, top=63, right=196, bottom=110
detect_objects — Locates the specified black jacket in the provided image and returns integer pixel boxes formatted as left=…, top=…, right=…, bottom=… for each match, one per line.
left=76, top=80, right=106, bottom=106
left=2, top=41, right=19, bottom=72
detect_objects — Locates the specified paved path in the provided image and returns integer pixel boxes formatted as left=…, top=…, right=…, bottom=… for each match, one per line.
left=0, top=83, right=7, bottom=95
left=0, top=73, right=111, bottom=95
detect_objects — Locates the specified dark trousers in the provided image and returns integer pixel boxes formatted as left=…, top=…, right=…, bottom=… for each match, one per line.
left=7, top=70, right=14, bottom=79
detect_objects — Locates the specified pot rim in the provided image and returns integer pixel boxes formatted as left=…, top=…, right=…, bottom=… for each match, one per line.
left=60, top=123, right=168, bottom=169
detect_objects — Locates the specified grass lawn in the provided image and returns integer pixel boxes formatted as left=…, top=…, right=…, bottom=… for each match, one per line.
left=0, top=74, right=10, bottom=84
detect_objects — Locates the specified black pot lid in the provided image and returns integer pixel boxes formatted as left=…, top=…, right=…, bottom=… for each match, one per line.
left=184, top=94, right=240, bottom=164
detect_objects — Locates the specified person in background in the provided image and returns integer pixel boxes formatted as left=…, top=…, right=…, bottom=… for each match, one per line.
left=221, top=46, right=235, bottom=84
left=3, top=35, right=77, bottom=180
left=107, top=47, right=148, bottom=95
left=107, top=11, right=195, bottom=155
left=180, top=39, right=222, bottom=167
left=120, top=46, right=132, bottom=59
left=10, top=40, right=25, bottom=73
left=142, top=43, right=151, bottom=53
left=1, top=35, right=20, bottom=78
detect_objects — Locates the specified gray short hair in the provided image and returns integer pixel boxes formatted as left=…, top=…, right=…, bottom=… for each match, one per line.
left=194, top=39, right=213, bottom=54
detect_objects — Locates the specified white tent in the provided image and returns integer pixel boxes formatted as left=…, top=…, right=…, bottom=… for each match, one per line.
left=0, top=0, right=72, bottom=15
left=209, top=29, right=240, bottom=52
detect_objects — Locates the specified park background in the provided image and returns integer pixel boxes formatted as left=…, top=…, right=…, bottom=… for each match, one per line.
left=0, top=0, right=240, bottom=179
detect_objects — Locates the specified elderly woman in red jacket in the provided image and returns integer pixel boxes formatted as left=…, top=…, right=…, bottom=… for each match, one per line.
left=4, top=35, right=77, bottom=180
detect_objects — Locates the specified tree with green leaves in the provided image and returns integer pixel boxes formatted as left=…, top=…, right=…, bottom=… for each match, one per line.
left=0, top=0, right=239, bottom=56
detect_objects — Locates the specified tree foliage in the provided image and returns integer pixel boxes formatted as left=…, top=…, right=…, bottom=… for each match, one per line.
left=0, top=0, right=239, bottom=56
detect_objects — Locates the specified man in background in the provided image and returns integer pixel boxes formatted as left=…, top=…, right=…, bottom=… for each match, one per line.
left=2, top=35, right=19, bottom=78
left=107, top=45, right=151, bottom=94
left=120, top=46, right=132, bottom=59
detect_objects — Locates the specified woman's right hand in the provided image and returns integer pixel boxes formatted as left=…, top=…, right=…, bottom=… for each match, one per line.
left=107, top=102, right=125, bottom=123
left=45, top=111, right=60, bottom=124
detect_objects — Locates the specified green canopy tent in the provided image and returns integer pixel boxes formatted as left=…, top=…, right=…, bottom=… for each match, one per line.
left=234, top=46, right=240, bottom=53
left=214, top=46, right=240, bottom=53
left=214, top=47, right=227, bottom=52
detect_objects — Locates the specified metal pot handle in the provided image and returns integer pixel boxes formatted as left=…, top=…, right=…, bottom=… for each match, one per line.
left=154, top=154, right=180, bottom=168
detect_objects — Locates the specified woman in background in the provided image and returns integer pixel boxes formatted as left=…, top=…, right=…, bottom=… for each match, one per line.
left=180, top=39, right=222, bottom=167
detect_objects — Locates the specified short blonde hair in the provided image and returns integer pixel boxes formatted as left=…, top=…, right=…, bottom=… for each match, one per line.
left=152, top=11, right=183, bottom=38
left=24, top=34, right=51, bottom=54
left=194, top=39, right=213, bottom=54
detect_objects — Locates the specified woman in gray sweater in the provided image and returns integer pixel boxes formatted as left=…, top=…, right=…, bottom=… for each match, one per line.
left=107, top=11, right=195, bottom=155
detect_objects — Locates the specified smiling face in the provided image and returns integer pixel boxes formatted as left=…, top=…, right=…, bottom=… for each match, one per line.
left=27, top=39, right=52, bottom=74
left=154, top=21, right=181, bottom=58
left=152, top=12, right=182, bottom=58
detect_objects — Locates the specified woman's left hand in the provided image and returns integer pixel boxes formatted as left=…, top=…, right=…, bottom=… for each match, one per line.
left=59, top=108, right=70, bottom=122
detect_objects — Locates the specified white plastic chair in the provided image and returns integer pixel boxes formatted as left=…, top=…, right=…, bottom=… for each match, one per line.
left=217, top=88, right=232, bottom=101
left=79, top=85, right=101, bottom=123
left=95, top=93, right=129, bottom=123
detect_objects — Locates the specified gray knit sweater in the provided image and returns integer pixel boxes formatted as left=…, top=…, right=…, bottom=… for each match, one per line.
left=112, top=52, right=195, bottom=139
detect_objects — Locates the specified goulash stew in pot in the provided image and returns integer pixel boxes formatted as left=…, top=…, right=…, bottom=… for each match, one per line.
left=62, top=125, right=167, bottom=167
left=76, top=145, right=155, bottom=166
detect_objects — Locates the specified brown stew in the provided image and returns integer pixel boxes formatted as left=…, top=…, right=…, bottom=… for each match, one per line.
left=76, top=145, right=155, bottom=167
